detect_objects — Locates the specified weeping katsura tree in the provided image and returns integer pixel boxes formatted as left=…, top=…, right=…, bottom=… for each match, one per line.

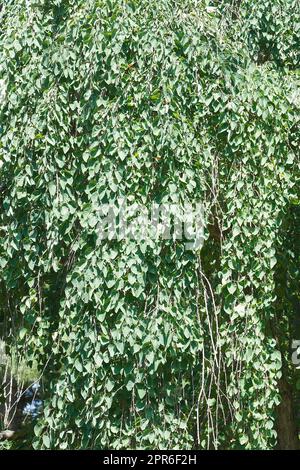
left=0, top=0, right=299, bottom=449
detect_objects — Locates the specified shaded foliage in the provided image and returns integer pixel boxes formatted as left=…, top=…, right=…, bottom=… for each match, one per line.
left=0, top=0, right=299, bottom=449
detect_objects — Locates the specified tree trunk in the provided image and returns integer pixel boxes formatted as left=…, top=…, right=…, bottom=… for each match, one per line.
left=0, top=365, right=25, bottom=434
left=276, top=377, right=299, bottom=450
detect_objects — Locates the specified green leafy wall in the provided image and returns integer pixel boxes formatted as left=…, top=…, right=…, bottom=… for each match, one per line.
left=0, top=0, right=299, bottom=449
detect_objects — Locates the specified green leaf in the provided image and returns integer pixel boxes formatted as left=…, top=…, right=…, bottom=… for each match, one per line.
left=137, top=387, right=146, bottom=399
left=43, top=435, right=51, bottom=448
left=74, top=359, right=83, bottom=372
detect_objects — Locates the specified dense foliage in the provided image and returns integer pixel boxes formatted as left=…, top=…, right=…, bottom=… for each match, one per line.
left=0, top=0, right=299, bottom=449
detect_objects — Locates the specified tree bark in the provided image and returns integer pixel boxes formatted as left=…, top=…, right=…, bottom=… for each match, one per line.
left=276, top=377, right=299, bottom=450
